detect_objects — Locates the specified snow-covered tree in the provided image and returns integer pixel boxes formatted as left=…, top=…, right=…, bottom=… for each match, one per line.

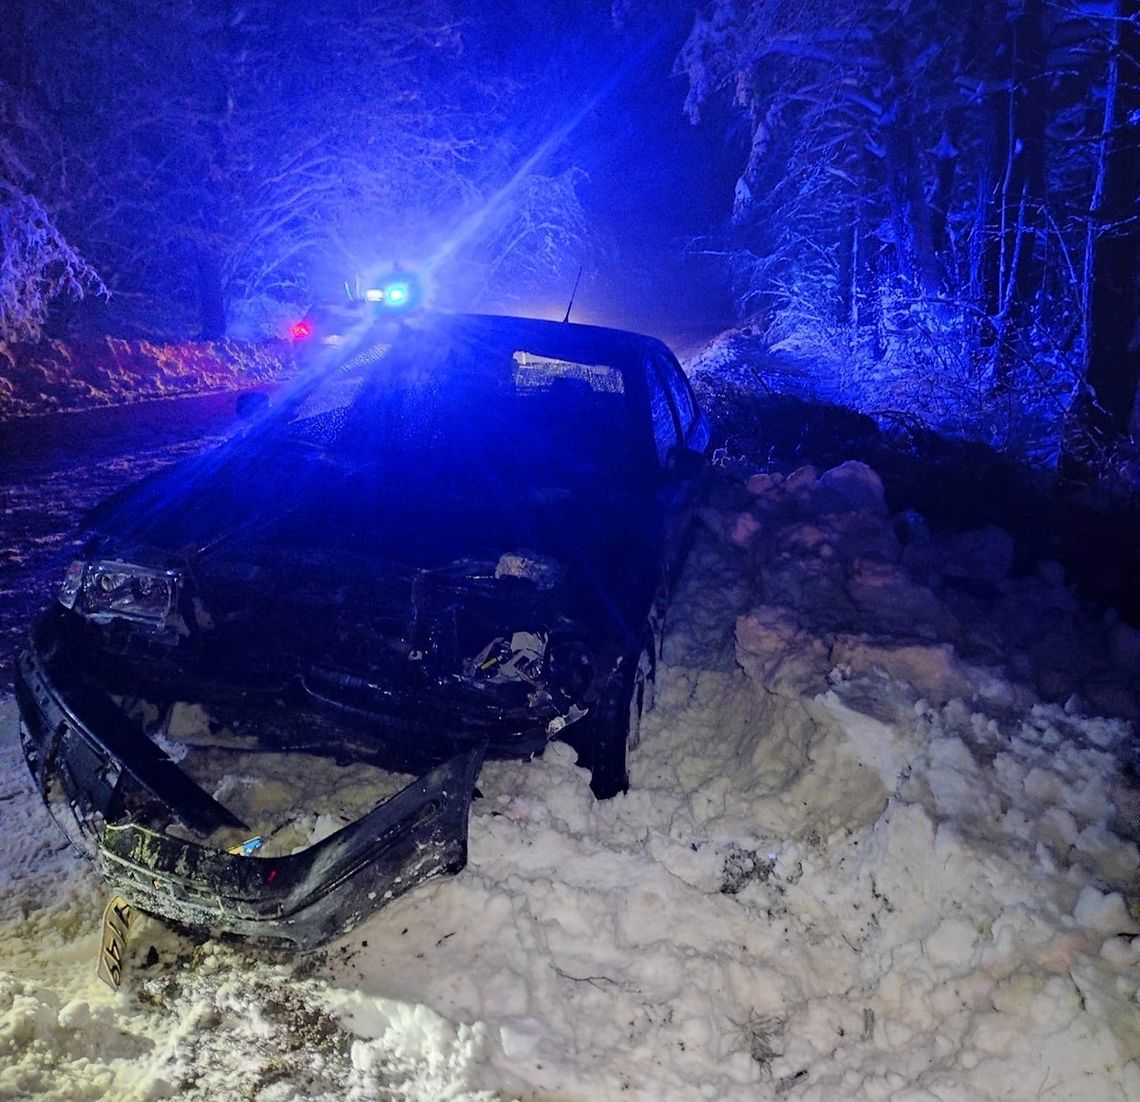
left=676, top=0, right=1140, bottom=465
left=1073, top=0, right=1140, bottom=473
left=0, top=90, right=103, bottom=343
left=7, top=0, right=602, bottom=338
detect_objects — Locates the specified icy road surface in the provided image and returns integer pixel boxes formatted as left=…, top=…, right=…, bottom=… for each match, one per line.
left=1, top=449, right=1138, bottom=1100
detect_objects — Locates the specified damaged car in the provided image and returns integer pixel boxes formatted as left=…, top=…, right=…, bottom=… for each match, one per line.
left=14, top=312, right=710, bottom=948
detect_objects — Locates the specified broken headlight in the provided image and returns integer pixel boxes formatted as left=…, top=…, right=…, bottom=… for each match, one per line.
left=59, top=560, right=182, bottom=627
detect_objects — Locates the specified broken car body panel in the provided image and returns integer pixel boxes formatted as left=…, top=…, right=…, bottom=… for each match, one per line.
left=14, top=313, right=710, bottom=946
left=18, top=638, right=483, bottom=949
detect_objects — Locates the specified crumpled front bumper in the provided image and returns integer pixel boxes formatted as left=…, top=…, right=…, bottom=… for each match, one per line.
left=14, top=643, right=484, bottom=949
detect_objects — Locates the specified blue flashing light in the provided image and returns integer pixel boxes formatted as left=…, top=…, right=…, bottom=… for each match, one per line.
left=359, top=269, right=422, bottom=313
left=375, top=274, right=421, bottom=311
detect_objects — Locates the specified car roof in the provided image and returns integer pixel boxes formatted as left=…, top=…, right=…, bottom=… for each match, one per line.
left=398, top=311, right=674, bottom=364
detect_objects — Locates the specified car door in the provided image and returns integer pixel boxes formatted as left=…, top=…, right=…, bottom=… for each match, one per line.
left=644, top=349, right=710, bottom=610
left=652, top=348, right=711, bottom=458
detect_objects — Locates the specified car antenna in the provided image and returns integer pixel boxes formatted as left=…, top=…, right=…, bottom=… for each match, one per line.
left=562, top=265, right=583, bottom=323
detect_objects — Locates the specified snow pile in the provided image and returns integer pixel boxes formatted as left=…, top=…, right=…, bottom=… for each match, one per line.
left=1, top=460, right=1137, bottom=1100
left=0, top=337, right=292, bottom=419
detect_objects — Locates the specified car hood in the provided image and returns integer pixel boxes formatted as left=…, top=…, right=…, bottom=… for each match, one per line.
left=86, top=436, right=650, bottom=570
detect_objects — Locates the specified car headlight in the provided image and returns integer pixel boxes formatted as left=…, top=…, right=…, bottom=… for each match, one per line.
left=60, top=560, right=182, bottom=626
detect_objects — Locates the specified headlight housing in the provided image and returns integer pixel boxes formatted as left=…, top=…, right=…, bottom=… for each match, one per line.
left=59, top=560, right=182, bottom=627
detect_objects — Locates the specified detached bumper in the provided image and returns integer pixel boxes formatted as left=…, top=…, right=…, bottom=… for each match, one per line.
left=15, top=644, right=483, bottom=949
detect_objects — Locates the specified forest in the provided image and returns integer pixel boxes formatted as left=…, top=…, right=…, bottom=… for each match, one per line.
left=1, top=0, right=1137, bottom=476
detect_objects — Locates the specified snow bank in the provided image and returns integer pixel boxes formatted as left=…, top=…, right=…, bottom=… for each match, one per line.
left=1, top=460, right=1137, bottom=1100
left=0, top=337, right=292, bottom=419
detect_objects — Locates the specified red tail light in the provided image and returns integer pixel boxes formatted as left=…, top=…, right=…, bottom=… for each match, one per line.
left=290, top=320, right=313, bottom=340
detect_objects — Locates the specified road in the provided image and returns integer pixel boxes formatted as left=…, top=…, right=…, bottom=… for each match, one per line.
left=0, top=391, right=249, bottom=686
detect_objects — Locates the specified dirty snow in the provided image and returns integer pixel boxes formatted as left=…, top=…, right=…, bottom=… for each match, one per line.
left=2, top=460, right=1138, bottom=1100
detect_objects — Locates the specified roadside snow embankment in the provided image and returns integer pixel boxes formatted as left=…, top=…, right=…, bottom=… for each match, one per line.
left=690, top=462, right=1140, bottom=1097
left=0, top=460, right=1136, bottom=1101
left=0, top=337, right=292, bottom=419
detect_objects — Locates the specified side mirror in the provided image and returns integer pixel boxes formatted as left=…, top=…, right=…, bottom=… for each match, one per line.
left=235, top=391, right=270, bottom=420
left=665, top=445, right=707, bottom=480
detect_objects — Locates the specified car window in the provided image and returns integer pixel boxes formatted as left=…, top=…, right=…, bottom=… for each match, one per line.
left=506, top=349, right=635, bottom=475
left=277, top=332, right=644, bottom=486
left=285, top=344, right=390, bottom=445
left=511, top=351, right=625, bottom=394
left=653, top=352, right=697, bottom=437
left=644, top=359, right=678, bottom=465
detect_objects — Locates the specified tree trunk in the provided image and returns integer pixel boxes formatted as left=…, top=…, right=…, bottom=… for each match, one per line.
left=994, top=0, right=1048, bottom=385
left=1061, top=0, right=1140, bottom=478
left=881, top=27, right=941, bottom=298
left=952, top=1, right=1007, bottom=377
left=1085, top=0, right=1140, bottom=437
left=0, top=0, right=32, bottom=91
left=1010, top=0, right=1047, bottom=303
left=196, top=253, right=226, bottom=340
left=837, top=216, right=856, bottom=329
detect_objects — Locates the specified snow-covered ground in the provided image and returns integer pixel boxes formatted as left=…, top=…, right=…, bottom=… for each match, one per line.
left=2, top=461, right=1138, bottom=1100
left=0, top=338, right=290, bottom=419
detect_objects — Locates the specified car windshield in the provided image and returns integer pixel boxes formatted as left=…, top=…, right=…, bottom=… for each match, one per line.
left=279, top=324, right=644, bottom=485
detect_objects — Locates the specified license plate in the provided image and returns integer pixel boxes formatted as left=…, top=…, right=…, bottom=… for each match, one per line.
left=96, top=896, right=137, bottom=990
